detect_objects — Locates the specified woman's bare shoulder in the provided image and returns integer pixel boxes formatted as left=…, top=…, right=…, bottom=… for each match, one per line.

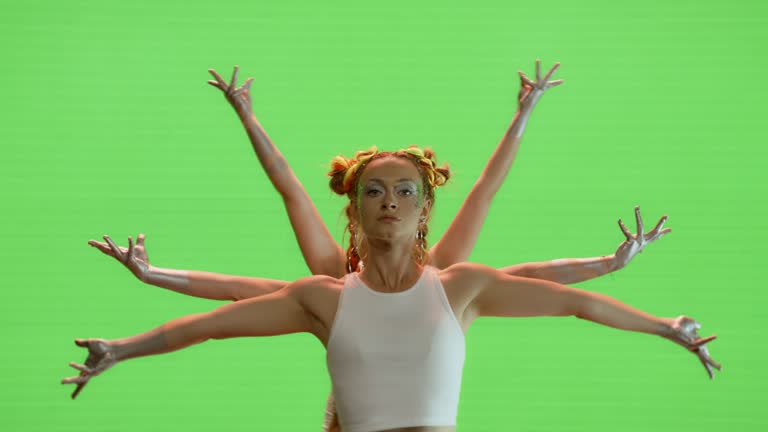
left=437, top=262, right=496, bottom=284
left=288, top=274, right=346, bottom=296
left=287, top=274, right=347, bottom=339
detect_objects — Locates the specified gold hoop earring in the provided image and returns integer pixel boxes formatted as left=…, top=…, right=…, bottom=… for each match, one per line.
left=347, top=224, right=358, bottom=273
left=347, top=224, right=367, bottom=273
left=416, top=223, right=426, bottom=264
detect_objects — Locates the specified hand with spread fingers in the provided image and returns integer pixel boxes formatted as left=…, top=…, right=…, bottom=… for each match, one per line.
left=208, top=65, right=253, bottom=115
left=517, top=59, right=564, bottom=110
left=661, top=316, right=722, bottom=379
left=61, top=339, right=118, bottom=399
left=613, top=206, right=672, bottom=270
left=88, top=234, right=150, bottom=282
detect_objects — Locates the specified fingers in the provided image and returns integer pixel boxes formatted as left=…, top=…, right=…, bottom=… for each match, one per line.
left=137, top=233, right=146, bottom=247
left=542, top=62, right=560, bottom=83
left=69, top=361, right=93, bottom=374
left=693, top=334, right=717, bottom=346
left=103, top=236, right=125, bottom=262
left=518, top=70, right=535, bottom=87
left=62, top=374, right=89, bottom=385
left=65, top=340, right=97, bottom=398
left=701, top=349, right=722, bottom=371
left=535, top=59, right=541, bottom=83
left=645, top=214, right=671, bottom=242
left=233, top=77, right=254, bottom=97
left=127, top=236, right=134, bottom=259
left=618, top=218, right=634, bottom=242
left=546, top=79, right=564, bottom=88
left=697, top=345, right=722, bottom=379
left=699, top=356, right=715, bottom=379
left=229, top=65, right=239, bottom=91
left=208, top=69, right=227, bottom=87
left=634, top=206, right=645, bottom=239
left=88, top=240, right=115, bottom=257
left=72, top=381, right=87, bottom=399
left=705, top=355, right=723, bottom=372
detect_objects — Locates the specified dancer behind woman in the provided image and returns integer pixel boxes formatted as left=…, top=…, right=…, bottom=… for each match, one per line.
left=65, top=148, right=720, bottom=432
left=204, top=60, right=564, bottom=276
left=81, top=62, right=672, bottom=430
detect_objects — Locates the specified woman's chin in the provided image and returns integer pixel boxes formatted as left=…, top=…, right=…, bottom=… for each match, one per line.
left=365, top=228, right=412, bottom=244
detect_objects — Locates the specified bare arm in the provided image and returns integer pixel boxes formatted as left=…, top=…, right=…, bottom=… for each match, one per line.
left=459, top=262, right=721, bottom=378
left=90, top=235, right=287, bottom=301
left=429, top=60, right=563, bottom=268
left=62, top=277, right=325, bottom=398
left=500, top=207, right=671, bottom=285
left=501, top=255, right=617, bottom=285
left=208, top=67, right=345, bottom=277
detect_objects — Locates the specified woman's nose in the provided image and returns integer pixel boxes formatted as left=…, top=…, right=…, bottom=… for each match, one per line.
left=382, top=200, right=397, bottom=209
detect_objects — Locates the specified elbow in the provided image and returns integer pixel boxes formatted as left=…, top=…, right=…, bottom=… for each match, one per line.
left=568, top=290, right=593, bottom=320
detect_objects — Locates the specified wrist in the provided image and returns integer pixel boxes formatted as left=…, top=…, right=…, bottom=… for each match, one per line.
left=234, top=103, right=254, bottom=120
left=654, top=317, right=675, bottom=338
left=144, top=266, right=190, bottom=289
left=606, top=254, right=621, bottom=272
left=520, top=91, right=543, bottom=111
left=142, top=265, right=157, bottom=284
left=107, top=339, right=128, bottom=362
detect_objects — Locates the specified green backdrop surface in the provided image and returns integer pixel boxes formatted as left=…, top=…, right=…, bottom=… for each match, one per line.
left=1, top=0, right=765, bottom=431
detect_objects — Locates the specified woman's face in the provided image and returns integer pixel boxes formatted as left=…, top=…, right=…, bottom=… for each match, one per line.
left=353, top=156, right=431, bottom=243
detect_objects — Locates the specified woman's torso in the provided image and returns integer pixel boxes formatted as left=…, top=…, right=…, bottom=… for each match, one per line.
left=301, top=264, right=479, bottom=432
left=305, top=265, right=476, bottom=345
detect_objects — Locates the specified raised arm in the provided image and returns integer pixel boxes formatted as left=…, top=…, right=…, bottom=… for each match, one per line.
left=429, top=60, right=563, bottom=268
left=62, top=276, right=325, bottom=399
left=208, top=66, right=345, bottom=277
left=500, top=207, right=671, bottom=284
left=89, top=234, right=287, bottom=301
left=457, top=262, right=721, bottom=379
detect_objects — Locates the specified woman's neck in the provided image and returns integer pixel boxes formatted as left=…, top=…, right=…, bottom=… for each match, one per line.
left=360, top=238, right=422, bottom=293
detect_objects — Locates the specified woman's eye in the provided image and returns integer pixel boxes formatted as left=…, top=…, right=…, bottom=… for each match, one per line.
left=366, top=189, right=382, bottom=196
left=398, top=189, right=415, bottom=196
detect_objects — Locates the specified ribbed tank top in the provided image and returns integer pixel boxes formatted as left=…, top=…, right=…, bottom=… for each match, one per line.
left=326, top=265, right=466, bottom=432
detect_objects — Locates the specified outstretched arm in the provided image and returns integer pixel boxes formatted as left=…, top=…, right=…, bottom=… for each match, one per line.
left=458, top=262, right=721, bottom=379
left=429, top=60, right=563, bottom=268
left=62, top=277, right=323, bottom=399
left=501, top=207, right=671, bottom=284
left=90, top=234, right=287, bottom=301
left=208, top=67, right=345, bottom=277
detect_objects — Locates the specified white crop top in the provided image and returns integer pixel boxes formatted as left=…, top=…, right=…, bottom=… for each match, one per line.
left=326, top=265, right=466, bottom=432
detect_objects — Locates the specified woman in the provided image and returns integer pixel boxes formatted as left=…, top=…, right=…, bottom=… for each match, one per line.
left=64, top=147, right=720, bottom=432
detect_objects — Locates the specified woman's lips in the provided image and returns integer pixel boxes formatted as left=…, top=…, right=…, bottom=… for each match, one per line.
left=378, top=216, right=401, bottom=222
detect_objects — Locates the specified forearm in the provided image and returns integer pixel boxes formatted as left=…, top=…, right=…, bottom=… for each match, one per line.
left=472, top=103, right=536, bottom=200
left=111, top=285, right=311, bottom=362
left=110, top=312, right=212, bottom=362
left=575, top=290, right=671, bottom=337
left=475, top=263, right=665, bottom=337
left=144, top=266, right=285, bottom=301
left=237, top=111, right=304, bottom=199
left=501, top=254, right=619, bottom=285
left=430, top=105, right=537, bottom=267
left=236, top=112, right=345, bottom=276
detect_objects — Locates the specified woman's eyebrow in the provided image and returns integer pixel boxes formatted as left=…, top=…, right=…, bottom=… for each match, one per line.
left=367, top=178, right=418, bottom=184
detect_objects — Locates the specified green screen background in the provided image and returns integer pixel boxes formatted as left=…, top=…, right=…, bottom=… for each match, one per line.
left=2, top=0, right=765, bottom=430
